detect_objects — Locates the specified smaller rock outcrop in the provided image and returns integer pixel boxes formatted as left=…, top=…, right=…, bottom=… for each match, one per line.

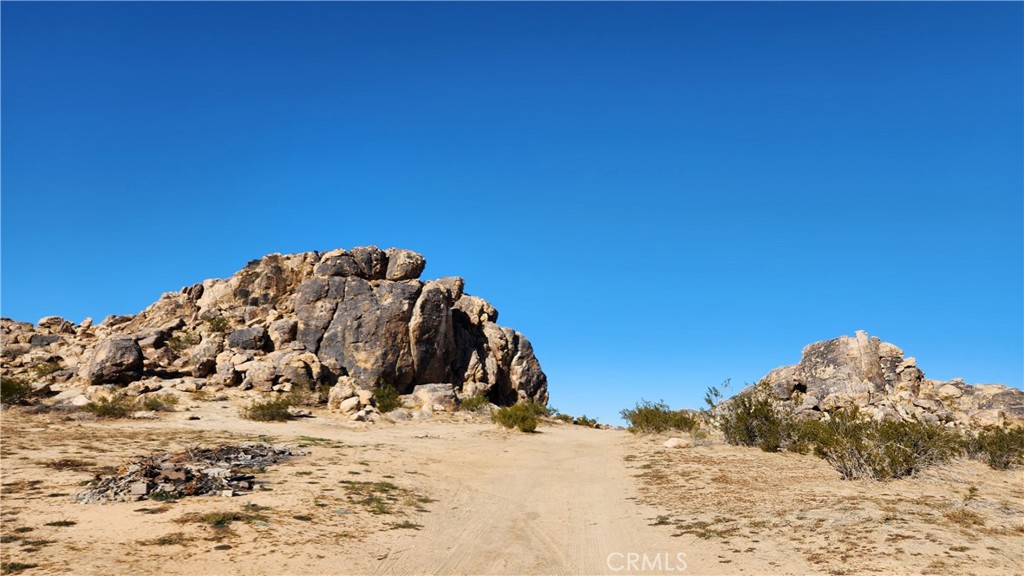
left=752, top=331, right=1023, bottom=429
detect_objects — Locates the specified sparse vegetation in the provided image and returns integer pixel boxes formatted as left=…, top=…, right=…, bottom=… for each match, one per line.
left=709, top=381, right=963, bottom=479
left=82, top=394, right=136, bottom=419
left=339, top=479, right=430, bottom=516
left=138, top=393, right=179, bottom=412
left=1, top=562, right=39, bottom=573
left=621, top=400, right=700, bottom=434
left=239, top=396, right=294, bottom=421
left=205, top=316, right=231, bottom=334
left=804, top=408, right=963, bottom=480
left=1, top=376, right=35, bottom=404
left=179, top=509, right=268, bottom=529
left=715, top=381, right=803, bottom=452
left=492, top=402, right=548, bottom=432
left=966, top=426, right=1024, bottom=470
left=43, top=520, right=76, bottom=527
left=373, top=382, right=402, bottom=413
left=166, top=330, right=201, bottom=353
left=459, top=394, right=490, bottom=412
left=30, top=359, right=63, bottom=378
left=573, top=415, right=598, bottom=428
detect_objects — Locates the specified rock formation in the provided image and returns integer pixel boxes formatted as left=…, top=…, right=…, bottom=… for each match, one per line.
left=753, top=331, right=1023, bottom=428
left=1, top=246, right=548, bottom=408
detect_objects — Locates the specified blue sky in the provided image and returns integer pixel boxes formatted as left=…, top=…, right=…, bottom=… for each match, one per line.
left=2, top=2, right=1021, bottom=424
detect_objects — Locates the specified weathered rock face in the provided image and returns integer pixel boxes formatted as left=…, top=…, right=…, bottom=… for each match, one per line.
left=0, top=247, right=548, bottom=407
left=85, top=337, right=144, bottom=385
left=756, top=331, right=1023, bottom=428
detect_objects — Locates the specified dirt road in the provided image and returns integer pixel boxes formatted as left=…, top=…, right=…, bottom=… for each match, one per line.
left=373, top=424, right=699, bottom=575
left=1, top=408, right=706, bottom=576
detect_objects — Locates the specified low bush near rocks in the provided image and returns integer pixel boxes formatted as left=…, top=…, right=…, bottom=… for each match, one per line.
left=138, top=393, right=179, bottom=412
left=790, top=408, right=963, bottom=480
left=81, top=394, right=136, bottom=419
left=0, top=376, right=35, bottom=404
left=621, top=400, right=700, bottom=434
left=373, top=383, right=402, bottom=413
left=966, top=426, right=1024, bottom=470
left=492, top=403, right=547, bottom=432
left=573, top=415, right=598, bottom=428
left=459, top=394, right=490, bottom=412
left=240, top=397, right=293, bottom=422
left=712, top=382, right=964, bottom=480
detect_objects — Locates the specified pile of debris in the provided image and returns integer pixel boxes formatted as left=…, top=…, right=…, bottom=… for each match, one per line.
left=76, top=443, right=303, bottom=503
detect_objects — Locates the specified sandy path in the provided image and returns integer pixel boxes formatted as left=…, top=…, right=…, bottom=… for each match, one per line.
left=2, top=407, right=708, bottom=576
left=374, top=425, right=698, bottom=575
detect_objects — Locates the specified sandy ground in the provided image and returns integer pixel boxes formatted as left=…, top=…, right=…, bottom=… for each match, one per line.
left=1, top=400, right=1022, bottom=575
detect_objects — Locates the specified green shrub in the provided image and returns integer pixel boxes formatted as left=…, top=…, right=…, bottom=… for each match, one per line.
left=205, top=316, right=231, bottom=334
left=492, top=403, right=542, bottom=432
left=807, top=408, right=963, bottom=480
left=967, top=426, right=1024, bottom=470
left=573, top=415, right=598, bottom=428
left=240, top=397, right=293, bottom=422
left=554, top=413, right=574, bottom=424
left=716, top=381, right=802, bottom=452
left=621, top=399, right=700, bottom=434
left=373, top=383, right=402, bottom=413
left=1, top=376, right=35, bottom=404
left=82, top=394, right=136, bottom=419
left=459, top=394, right=490, bottom=412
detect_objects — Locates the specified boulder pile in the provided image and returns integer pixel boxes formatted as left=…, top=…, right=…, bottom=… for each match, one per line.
left=748, top=331, right=1024, bottom=428
left=1, top=246, right=548, bottom=413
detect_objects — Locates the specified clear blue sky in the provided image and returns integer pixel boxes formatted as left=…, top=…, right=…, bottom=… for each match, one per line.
left=2, top=2, right=1021, bottom=424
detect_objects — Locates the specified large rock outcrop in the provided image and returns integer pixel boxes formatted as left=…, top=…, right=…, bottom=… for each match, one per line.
left=0, top=246, right=548, bottom=406
left=754, top=331, right=1023, bottom=428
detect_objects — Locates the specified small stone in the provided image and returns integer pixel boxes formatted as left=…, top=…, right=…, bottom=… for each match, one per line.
left=220, top=489, right=235, bottom=497
left=130, top=482, right=149, bottom=496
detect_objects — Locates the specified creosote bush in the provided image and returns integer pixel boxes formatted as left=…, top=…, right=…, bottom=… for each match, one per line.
left=573, top=415, right=598, bottom=428
left=805, top=407, right=962, bottom=480
left=373, top=382, right=402, bottom=413
left=621, top=400, right=700, bottom=434
left=709, top=380, right=964, bottom=480
left=459, top=394, right=490, bottom=412
left=82, top=394, right=137, bottom=419
left=1, top=376, right=35, bottom=404
left=492, top=402, right=548, bottom=432
left=715, top=381, right=807, bottom=452
left=966, top=426, right=1024, bottom=470
left=240, top=396, right=293, bottom=422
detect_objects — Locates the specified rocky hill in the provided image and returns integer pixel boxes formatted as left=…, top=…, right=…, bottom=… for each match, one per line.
left=751, top=331, right=1023, bottom=428
left=1, top=246, right=548, bottom=411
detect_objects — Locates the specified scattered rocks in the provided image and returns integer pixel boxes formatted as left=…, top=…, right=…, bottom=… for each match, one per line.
left=76, top=443, right=302, bottom=503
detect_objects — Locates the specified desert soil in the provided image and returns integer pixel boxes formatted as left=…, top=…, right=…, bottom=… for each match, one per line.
left=2, top=401, right=1022, bottom=576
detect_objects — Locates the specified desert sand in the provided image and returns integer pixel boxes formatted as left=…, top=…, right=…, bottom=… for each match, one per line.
left=2, top=401, right=1022, bottom=575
